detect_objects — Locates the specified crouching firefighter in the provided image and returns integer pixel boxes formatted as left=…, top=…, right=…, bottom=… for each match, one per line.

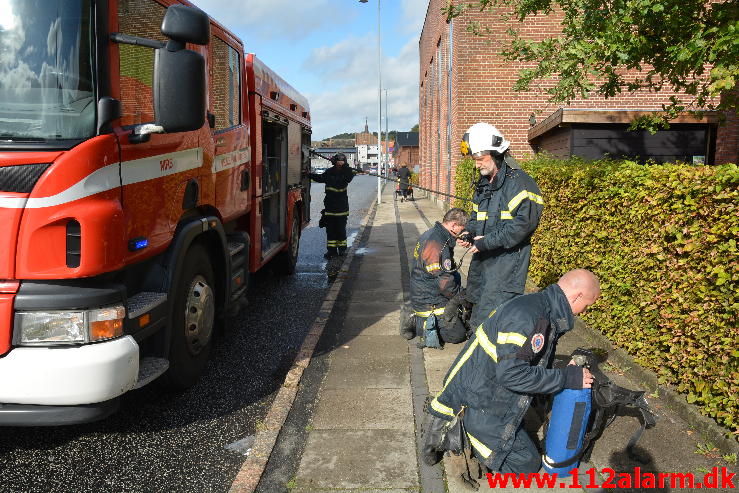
left=420, top=269, right=601, bottom=487
left=309, top=153, right=357, bottom=258
left=401, top=208, right=471, bottom=348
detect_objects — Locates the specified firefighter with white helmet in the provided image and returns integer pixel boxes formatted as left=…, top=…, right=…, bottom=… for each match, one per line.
left=458, top=123, right=544, bottom=329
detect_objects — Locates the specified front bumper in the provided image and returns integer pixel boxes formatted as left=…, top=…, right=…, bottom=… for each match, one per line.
left=0, top=336, right=139, bottom=407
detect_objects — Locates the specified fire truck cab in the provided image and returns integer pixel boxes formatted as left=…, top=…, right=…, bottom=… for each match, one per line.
left=0, top=0, right=311, bottom=426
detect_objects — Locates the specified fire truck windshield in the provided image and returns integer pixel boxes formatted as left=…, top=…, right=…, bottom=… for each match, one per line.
left=0, top=0, right=95, bottom=143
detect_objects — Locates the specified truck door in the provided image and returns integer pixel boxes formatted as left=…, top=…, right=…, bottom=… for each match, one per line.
left=301, top=130, right=312, bottom=224
left=260, top=116, right=288, bottom=256
left=209, top=33, right=249, bottom=219
left=117, top=0, right=199, bottom=253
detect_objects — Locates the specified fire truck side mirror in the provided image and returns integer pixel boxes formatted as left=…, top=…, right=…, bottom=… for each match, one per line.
left=161, top=5, right=210, bottom=46
left=153, top=47, right=206, bottom=134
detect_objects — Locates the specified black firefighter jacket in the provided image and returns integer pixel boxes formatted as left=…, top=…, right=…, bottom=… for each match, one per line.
left=467, top=156, right=543, bottom=294
left=427, top=284, right=584, bottom=471
left=309, top=165, right=356, bottom=215
left=410, top=222, right=461, bottom=312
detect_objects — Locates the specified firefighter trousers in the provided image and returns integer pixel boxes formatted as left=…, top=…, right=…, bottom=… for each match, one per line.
left=477, top=425, right=541, bottom=475
left=325, top=215, right=348, bottom=254
left=465, top=253, right=518, bottom=328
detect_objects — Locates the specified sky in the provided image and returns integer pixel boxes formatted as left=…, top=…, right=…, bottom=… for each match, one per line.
left=197, top=0, right=429, bottom=140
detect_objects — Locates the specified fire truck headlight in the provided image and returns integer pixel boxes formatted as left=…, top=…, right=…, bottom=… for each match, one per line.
left=17, top=311, right=86, bottom=345
left=16, top=305, right=126, bottom=345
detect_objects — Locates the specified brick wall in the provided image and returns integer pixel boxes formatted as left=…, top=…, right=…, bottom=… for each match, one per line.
left=396, top=146, right=420, bottom=168
left=419, top=0, right=739, bottom=203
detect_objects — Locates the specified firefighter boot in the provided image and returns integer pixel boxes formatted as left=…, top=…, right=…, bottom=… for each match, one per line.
left=399, top=304, right=416, bottom=340
left=421, top=413, right=448, bottom=466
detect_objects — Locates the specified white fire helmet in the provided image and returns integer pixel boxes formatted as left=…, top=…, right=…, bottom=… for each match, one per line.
left=460, top=122, right=510, bottom=157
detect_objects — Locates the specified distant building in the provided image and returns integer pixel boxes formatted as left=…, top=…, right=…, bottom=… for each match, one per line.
left=394, top=132, right=419, bottom=170
left=357, top=144, right=379, bottom=170
left=310, top=147, right=358, bottom=171
left=355, top=117, right=376, bottom=146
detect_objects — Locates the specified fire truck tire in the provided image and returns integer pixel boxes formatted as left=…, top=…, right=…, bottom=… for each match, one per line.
left=162, top=243, right=216, bottom=390
left=274, top=212, right=300, bottom=275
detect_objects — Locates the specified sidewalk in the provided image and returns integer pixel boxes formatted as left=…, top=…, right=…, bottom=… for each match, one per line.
left=263, top=186, right=737, bottom=492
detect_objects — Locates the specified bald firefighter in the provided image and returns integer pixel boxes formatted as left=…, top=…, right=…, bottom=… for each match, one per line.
left=402, top=208, right=470, bottom=348
left=422, top=270, right=600, bottom=483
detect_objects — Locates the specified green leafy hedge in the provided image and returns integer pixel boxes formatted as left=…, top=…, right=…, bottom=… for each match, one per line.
left=453, top=157, right=479, bottom=212
left=453, top=155, right=739, bottom=435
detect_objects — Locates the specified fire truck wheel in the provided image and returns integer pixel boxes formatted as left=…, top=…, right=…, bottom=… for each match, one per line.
left=163, top=243, right=216, bottom=390
left=274, top=212, right=300, bottom=275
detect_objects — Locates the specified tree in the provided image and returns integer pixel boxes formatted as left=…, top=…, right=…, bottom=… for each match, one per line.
left=411, top=123, right=419, bottom=132
left=444, top=0, right=738, bottom=131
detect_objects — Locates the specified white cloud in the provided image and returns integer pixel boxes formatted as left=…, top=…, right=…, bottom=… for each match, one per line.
left=197, top=0, right=353, bottom=40
left=304, top=36, right=419, bottom=139
left=400, top=0, right=429, bottom=35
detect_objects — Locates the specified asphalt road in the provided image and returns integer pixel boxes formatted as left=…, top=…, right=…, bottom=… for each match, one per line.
left=0, top=175, right=378, bottom=493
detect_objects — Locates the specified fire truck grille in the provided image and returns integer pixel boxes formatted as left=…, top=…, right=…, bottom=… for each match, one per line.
left=0, top=163, right=52, bottom=193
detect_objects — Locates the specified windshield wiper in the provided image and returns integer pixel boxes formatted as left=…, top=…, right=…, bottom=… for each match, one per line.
left=0, top=134, right=49, bottom=142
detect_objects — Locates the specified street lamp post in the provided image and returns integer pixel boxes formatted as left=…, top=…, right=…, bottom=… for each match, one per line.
left=384, top=88, right=389, bottom=176
left=360, top=0, right=382, bottom=205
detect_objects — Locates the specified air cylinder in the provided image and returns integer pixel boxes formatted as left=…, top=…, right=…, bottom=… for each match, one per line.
left=543, top=388, right=592, bottom=477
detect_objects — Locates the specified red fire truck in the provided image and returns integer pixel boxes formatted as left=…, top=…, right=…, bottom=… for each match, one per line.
left=0, top=0, right=312, bottom=425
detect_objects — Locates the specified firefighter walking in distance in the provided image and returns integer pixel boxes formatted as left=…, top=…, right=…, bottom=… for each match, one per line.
left=402, top=208, right=470, bottom=348
left=422, top=269, right=600, bottom=484
left=458, top=123, right=544, bottom=329
left=309, top=153, right=356, bottom=258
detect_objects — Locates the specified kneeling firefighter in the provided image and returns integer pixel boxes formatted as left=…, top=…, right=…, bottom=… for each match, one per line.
left=401, top=208, right=471, bottom=348
left=309, top=153, right=357, bottom=258
left=421, top=269, right=600, bottom=485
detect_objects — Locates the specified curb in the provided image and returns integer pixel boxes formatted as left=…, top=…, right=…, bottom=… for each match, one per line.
left=228, top=198, right=378, bottom=493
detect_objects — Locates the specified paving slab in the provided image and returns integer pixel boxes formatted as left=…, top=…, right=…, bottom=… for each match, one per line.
left=345, top=301, right=400, bottom=318
left=355, top=268, right=403, bottom=279
left=295, top=430, right=418, bottom=489
left=341, top=313, right=401, bottom=336
left=323, top=352, right=410, bottom=389
left=348, top=289, right=403, bottom=304
left=352, top=279, right=402, bottom=292
left=312, top=388, right=413, bottom=431
left=330, top=335, right=408, bottom=361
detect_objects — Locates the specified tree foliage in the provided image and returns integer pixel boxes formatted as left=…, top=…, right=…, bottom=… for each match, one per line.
left=444, top=0, right=739, bottom=131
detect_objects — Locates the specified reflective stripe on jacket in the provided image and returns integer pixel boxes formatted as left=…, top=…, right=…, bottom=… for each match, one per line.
left=410, top=222, right=461, bottom=311
left=427, top=284, right=575, bottom=471
left=309, top=165, right=356, bottom=213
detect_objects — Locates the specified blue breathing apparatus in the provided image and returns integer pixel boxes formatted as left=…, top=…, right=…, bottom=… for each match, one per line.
left=543, top=348, right=658, bottom=477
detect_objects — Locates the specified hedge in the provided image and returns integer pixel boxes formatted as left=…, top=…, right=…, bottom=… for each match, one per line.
left=453, top=155, right=739, bottom=435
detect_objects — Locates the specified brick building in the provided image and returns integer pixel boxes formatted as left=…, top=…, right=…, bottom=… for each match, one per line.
left=355, top=118, right=376, bottom=146
left=394, top=132, right=420, bottom=169
left=418, top=0, right=739, bottom=203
